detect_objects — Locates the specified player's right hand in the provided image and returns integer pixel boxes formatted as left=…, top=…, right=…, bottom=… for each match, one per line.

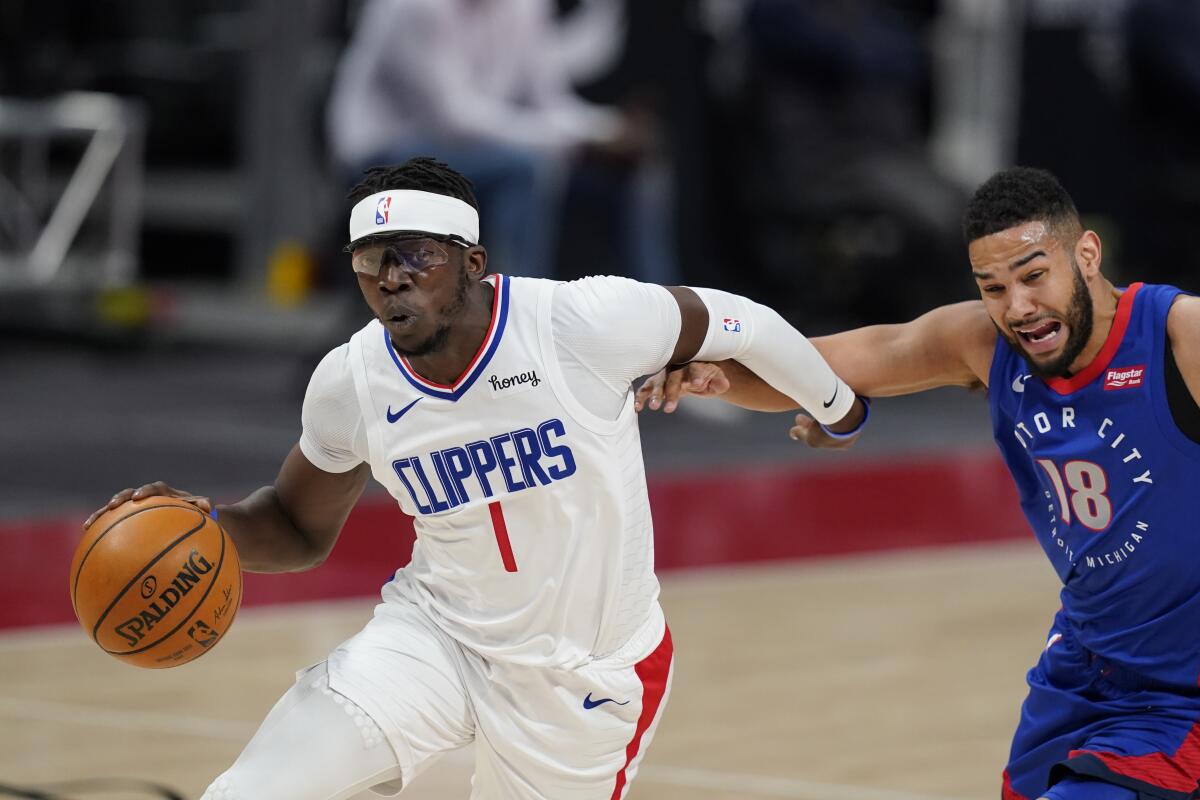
left=635, top=362, right=730, bottom=413
left=84, top=482, right=213, bottom=529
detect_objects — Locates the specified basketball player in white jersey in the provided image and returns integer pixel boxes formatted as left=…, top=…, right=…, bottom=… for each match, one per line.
left=85, top=157, right=868, bottom=799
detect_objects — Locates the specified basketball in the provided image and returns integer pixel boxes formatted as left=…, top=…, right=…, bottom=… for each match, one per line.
left=69, top=496, right=242, bottom=668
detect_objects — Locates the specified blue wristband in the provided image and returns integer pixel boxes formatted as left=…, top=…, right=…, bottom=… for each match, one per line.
left=820, top=396, right=870, bottom=440
left=209, top=506, right=219, bottom=521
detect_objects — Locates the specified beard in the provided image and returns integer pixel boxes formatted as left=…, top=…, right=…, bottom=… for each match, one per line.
left=999, top=262, right=1094, bottom=379
left=387, top=264, right=471, bottom=358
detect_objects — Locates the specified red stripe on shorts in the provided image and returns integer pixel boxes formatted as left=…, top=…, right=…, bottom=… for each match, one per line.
left=610, top=626, right=674, bottom=800
left=1002, top=769, right=1030, bottom=800
left=1069, top=718, right=1200, bottom=794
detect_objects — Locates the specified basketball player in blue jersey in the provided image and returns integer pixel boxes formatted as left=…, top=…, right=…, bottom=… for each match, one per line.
left=83, top=157, right=867, bottom=800
left=640, top=166, right=1200, bottom=800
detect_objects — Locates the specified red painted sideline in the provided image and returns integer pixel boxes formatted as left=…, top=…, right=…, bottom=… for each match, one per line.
left=1, top=451, right=1025, bottom=630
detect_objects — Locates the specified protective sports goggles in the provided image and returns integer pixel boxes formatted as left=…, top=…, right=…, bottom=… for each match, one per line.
left=350, top=238, right=454, bottom=276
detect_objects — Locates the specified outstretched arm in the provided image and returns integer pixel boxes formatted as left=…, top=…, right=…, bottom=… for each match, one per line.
left=84, top=448, right=371, bottom=573
left=639, top=301, right=996, bottom=413
left=664, top=286, right=868, bottom=434
left=548, top=276, right=863, bottom=433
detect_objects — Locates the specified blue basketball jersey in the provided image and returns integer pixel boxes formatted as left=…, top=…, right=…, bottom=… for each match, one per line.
left=989, top=282, right=1200, bottom=689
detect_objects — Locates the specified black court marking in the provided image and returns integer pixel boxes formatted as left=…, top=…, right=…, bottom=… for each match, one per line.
left=0, top=778, right=184, bottom=799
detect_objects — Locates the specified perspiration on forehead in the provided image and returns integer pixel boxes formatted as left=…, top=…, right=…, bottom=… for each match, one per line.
left=977, top=218, right=1081, bottom=252
left=967, top=219, right=1083, bottom=276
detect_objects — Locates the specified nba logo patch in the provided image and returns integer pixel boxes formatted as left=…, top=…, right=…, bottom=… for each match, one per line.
left=722, top=318, right=741, bottom=333
left=1104, top=365, right=1145, bottom=390
left=375, top=196, right=392, bottom=225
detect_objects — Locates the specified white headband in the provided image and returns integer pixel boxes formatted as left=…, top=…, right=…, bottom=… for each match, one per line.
left=348, top=190, right=480, bottom=246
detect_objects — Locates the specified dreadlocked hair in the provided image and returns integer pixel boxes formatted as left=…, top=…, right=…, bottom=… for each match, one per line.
left=348, top=157, right=479, bottom=210
left=962, top=166, right=1081, bottom=245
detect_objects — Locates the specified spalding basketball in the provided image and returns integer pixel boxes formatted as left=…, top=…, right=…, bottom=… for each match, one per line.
left=70, top=496, right=242, bottom=668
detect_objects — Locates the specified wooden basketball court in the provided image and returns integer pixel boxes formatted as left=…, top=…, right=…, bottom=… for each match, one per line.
left=1, top=540, right=1058, bottom=799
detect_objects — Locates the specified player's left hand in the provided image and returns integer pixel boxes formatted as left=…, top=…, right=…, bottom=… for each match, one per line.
left=635, top=362, right=730, bottom=413
left=788, top=413, right=859, bottom=450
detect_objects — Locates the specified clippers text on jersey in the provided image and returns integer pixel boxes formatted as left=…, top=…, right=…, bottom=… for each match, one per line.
left=391, top=418, right=577, bottom=514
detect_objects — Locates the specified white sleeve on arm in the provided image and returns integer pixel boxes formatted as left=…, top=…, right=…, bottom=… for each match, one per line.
left=687, top=287, right=856, bottom=425
left=552, top=276, right=681, bottom=419
left=298, top=345, right=369, bottom=473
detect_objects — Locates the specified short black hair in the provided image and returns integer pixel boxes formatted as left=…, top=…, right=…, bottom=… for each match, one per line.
left=962, top=167, right=1080, bottom=244
left=348, top=157, right=479, bottom=210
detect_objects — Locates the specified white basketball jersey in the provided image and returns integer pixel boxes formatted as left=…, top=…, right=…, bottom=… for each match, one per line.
left=345, top=274, right=661, bottom=668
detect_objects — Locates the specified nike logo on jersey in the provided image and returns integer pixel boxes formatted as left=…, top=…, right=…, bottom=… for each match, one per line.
left=387, top=397, right=422, bottom=423
left=583, top=692, right=629, bottom=710
left=822, top=382, right=839, bottom=409
left=1012, top=374, right=1031, bottom=393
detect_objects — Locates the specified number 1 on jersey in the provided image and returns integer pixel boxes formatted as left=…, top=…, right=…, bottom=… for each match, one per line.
left=488, top=501, right=519, bottom=572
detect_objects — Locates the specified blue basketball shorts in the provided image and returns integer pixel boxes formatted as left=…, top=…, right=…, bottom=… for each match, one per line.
left=1002, top=610, right=1200, bottom=800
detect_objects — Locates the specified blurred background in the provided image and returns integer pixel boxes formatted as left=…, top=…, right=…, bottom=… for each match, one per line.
left=3, top=0, right=1197, bottom=529
left=4, top=0, right=1197, bottom=348
left=2, top=0, right=1198, bottom=798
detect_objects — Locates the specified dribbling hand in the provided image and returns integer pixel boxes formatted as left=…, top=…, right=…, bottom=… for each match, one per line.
left=634, top=363, right=731, bottom=413
left=84, top=482, right=213, bottom=529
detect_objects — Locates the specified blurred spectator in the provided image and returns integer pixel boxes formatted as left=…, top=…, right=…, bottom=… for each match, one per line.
left=326, top=0, right=671, bottom=280
left=707, top=0, right=966, bottom=326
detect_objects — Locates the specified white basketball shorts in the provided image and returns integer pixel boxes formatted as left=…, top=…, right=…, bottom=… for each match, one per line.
left=323, top=591, right=674, bottom=799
